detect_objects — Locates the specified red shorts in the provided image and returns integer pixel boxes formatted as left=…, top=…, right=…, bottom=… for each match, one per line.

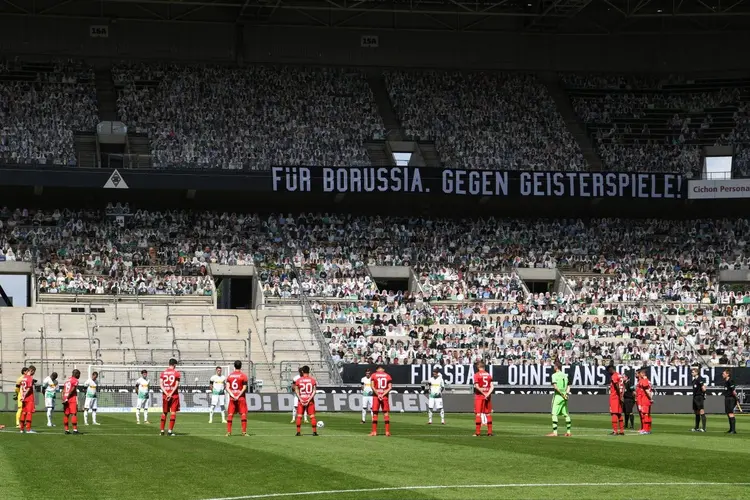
left=22, top=398, right=35, bottom=413
left=296, top=399, right=315, bottom=416
left=609, top=398, right=623, bottom=414
left=64, top=399, right=78, bottom=415
left=228, top=397, right=248, bottom=415
left=474, top=395, right=492, bottom=414
left=162, top=395, right=180, bottom=413
left=372, top=395, right=390, bottom=413
left=638, top=401, right=652, bottom=414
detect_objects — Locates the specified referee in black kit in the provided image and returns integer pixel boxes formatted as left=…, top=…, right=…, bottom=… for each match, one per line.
left=722, top=369, right=738, bottom=434
left=622, top=372, right=636, bottom=430
left=691, top=367, right=707, bottom=432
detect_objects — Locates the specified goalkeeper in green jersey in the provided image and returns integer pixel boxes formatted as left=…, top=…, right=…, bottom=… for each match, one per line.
left=548, top=361, right=572, bottom=437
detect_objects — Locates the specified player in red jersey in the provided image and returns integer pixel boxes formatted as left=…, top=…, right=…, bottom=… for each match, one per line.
left=370, top=365, right=392, bottom=437
left=19, top=365, right=36, bottom=434
left=62, top=369, right=80, bottom=434
left=473, top=361, right=494, bottom=436
left=607, top=364, right=625, bottom=435
left=636, top=367, right=653, bottom=435
left=294, top=365, right=319, bottom=436
left=226, top=360, right=249, bottom=437
left=159, top=358, right=181, bottom=436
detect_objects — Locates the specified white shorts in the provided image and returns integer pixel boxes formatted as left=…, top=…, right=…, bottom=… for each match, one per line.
left=211, top=394, right=225, bottom=407
left=45, top=397, right=56, bottom=409
left=84, top=397, right=98, bottom=410
left=293, top=396, right=299, bottom=407
left=428, top=397, right=443, bottom=410
left=136, top=397, right=149, bottom=410
left=362, top=395, right=373, bottom=410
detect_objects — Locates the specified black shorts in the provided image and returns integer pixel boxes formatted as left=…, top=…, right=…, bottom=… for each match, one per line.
left=623, top=399, right=635, bottom=413
left=692, top=397, right=705, bottom=412
left=725, top=397, right=738, bottom=414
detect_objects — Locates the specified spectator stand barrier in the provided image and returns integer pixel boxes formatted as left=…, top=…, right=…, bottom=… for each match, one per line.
left=93, top=325, right=176, bottom=345
left=21, top=312, right=97, bottom=332
left=301, top=294, right=343, bottom=385
left=272, top=339, right=317, bottom=362
left=95, top=348, right=181, bottom=365
left=172, top=338, right=248, bottom=360
left=262, top=315, right=310, bottom=345
left=23, top=336, right=100, bottom=359
left=166, top=314, right=239, bottom=334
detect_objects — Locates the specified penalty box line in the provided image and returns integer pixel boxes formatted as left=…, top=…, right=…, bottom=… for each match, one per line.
left=204, top=482, right=750, bottom=500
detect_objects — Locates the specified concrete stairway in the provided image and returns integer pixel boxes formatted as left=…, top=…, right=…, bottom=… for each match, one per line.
left=95, top=68, right=118, bottom=122
left=74, top=132, right=99, bottom=168
left=365, top=141, right=394, bottom=166
left=540, top=74, right=604, bottom=171
left=366, top=71, right=405, bottom=141
left=416, top=142, right=443, bottom=167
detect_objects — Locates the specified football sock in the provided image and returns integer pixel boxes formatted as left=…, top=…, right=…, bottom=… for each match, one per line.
left=552, top=416, right=558, bottom=434
left=310, top=415, right=317, bottom=432
left=63, top=415, right=69, bottom=431
left=701, top=414, right=706, bottom=431
left=486, top=415, right=492, bottom=435
left=292, top=407, right=297, bottom=421
left=372, top=412, right=379, bottom=434
left=136, top=410, right=140, bottom=423
left=610, top=414, right=618, bottom=432
left=160, top=414, right=167, bottom=431
left=84, top=411, right=89, bottom=424
left=25, top=414, right=32, bottom=431
left=362, top=408, right=366, bottom=421
left=428, top=409, right=433, bottom=422
left=730, top=416, right=736, bottom=432
left=695, top=414, right=700, bottom=429
left=71, top=415, right=78, bottom=430
left=241, top=415, right=247, bottom=434
left=618, top=415, right=624, bottom=432
left=475, top=415, right=482, bottom=434
left=209, top=406, right=214, bottom=421
left=220, top=410, right=225, bottom=421
left=16, top=407, right=21, bottom=427
left=227, top=414, right=234, bottom=433
left=565, top=416, right=571, bottom=433
left=92, top=410, right=97, bottom=424
left=440, top=409, right=445, bottom=422
left=296, top=415, right=302, bottom=433
left=20, top=414, right=25, bottom=431
left=169, top=415, right=176, bottom=431
left=47, top=408, right=53, bottom=424
left=384, top=417, right=390, bottom=434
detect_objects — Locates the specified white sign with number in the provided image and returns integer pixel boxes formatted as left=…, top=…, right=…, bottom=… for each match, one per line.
left=361, top=35, right=379, bottom=48
left=90, top=25, right=109, bottom=38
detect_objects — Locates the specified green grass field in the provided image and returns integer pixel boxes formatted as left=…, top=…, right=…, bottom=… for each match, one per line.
left=0, top=412, right=748, bottom=500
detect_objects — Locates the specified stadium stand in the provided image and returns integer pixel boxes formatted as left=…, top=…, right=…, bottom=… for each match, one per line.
left=386, top=70, right=586, bottom=170
left=113, top=63, right=385, bottom=169
left=563, top=73, right=750, bottom=174
left=0, top=59, right=98, bottom=166
left=2, top=208, right=749, bottom=393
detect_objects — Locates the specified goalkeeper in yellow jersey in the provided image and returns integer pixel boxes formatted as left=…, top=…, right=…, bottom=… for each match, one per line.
left=547, top=361, right=572, bottom=437
left=15, top=367, right=28, bottom=428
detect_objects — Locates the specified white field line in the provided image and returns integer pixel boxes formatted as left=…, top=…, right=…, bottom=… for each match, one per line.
left=203, top=482, right=750, bottom=500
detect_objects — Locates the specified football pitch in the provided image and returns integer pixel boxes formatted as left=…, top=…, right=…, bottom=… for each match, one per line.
left=1, top=412, right=748, bottom=500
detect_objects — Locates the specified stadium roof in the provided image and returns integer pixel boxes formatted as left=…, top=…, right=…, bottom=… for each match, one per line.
left=2, top=0, right=750, bottom=33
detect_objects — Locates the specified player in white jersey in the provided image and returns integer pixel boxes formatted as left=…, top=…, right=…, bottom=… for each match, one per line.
left=83, top=372, right=100, bottom=425
left=291, top=367, right=308, bottom=424
left=361, top=368, right=374, bottom=423
left=135, top=369, right=151, bottom=424
left=208, top=366, right=227, bottom=424
left=426, top=368, right=446, bottom=425
left=42, top=372, right=60, bottom=427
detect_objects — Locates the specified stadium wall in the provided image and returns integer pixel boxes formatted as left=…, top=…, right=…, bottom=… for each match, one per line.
left=1, top=17, right=749, bottom=72
left=0, top=392, right=732, bottom=414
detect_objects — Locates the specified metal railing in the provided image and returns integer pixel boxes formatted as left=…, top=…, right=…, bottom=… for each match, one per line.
left=300, top=295, right=343, bottom=385
left=166, top=314, right=239, bottom=333
left=23, top=336, right=101, bottom=358
left=272, top=339, right=317, bottom=361
left=262, top=315, right=310, bottom=345
left=94, top=325, right=176, bottom=345
left=96, top=348, right=181, bottom=365
left=173, top=338, right=248, bottom=359
left=279, top=361, right=333, bottom=388
left=21, top=312, right=98, bottom=332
